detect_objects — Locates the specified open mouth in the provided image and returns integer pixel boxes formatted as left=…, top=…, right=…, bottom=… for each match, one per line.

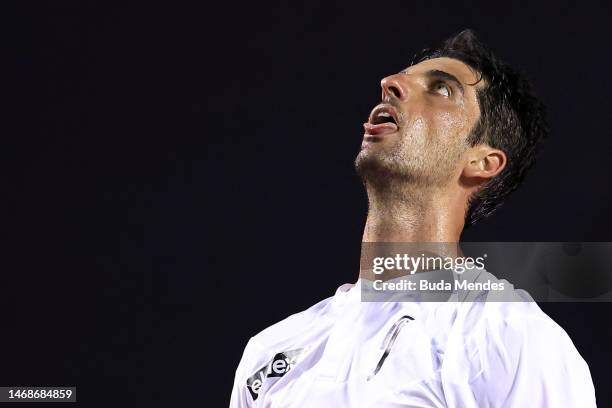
left=364, top=104, right=399, bottom=136
left=370, top=105, right=398, bottom=126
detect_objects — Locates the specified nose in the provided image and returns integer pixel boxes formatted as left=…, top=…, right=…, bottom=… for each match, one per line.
left=380, top=74, right=406, bottom=101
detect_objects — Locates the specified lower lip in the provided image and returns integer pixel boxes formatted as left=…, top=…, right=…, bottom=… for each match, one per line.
left=361, top=134, right=392, bottom=149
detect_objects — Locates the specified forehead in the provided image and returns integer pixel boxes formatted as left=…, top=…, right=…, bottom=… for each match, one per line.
left=403, top=57, right=481, bottom=88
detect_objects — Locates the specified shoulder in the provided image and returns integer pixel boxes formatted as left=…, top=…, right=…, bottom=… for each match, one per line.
left=478, top=300, right=585, bottom=368
left=451, top=298, right=596, bottom=406
left=456, top=270, right=589, bottom=365
left=230, top=290, right=343, bottom=406
left=231, top=290, right=341, bottom=380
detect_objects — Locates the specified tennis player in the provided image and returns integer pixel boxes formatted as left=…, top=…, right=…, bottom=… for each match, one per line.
left=230, top=30, right=596, bottom=407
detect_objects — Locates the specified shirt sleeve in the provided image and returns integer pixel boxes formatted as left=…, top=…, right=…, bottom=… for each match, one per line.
left=469, top=307, right=597, bottom=407
left=229, top=338, right=258, bottom=408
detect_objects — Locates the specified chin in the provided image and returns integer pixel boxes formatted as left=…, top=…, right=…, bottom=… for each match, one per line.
left=355, top=152, right=399, bottom=182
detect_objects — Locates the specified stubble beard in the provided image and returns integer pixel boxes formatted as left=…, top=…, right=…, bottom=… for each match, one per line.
left=355, top=129, right=464, bottom=193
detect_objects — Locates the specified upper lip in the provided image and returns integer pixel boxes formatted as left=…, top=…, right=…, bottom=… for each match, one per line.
left=368, top=104, right=399, bottom=126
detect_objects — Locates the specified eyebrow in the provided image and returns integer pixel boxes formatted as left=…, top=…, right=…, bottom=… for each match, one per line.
left=400, top=68, right=465, bottom=96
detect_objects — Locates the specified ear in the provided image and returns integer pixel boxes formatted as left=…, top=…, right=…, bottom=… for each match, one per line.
left=462, top=145, right=507, bottom=182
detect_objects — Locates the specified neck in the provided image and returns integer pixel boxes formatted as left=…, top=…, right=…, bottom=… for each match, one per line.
left=362, top=182, right=465, bottom=243
left=359, top=181, right=466, bottom=280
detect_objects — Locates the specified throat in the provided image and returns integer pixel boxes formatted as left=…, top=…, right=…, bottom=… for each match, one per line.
left=362, top=190, right=464, bottom=243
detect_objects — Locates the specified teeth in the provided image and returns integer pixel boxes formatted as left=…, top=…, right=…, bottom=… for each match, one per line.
left=377, top=112, right=391, bottom=118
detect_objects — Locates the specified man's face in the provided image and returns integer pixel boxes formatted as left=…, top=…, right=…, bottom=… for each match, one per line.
left=355, top=57, right=483, bottom=188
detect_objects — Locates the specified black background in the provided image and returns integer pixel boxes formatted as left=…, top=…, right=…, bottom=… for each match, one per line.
left=5, top=1, right=612, bottom=407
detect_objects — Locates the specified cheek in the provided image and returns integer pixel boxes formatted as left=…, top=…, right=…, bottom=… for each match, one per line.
left=400, top=116, right=429, bottom=149
left=410, top=116, right=428, bottom=135
left=402, top=107, right=471, bottom=145
left=432, top=110, right=471, bottom=141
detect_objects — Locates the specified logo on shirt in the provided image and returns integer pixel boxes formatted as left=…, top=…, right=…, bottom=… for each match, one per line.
left=246, top=348, right=305, bottom=400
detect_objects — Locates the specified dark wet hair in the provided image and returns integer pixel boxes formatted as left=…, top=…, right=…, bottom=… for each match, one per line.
left=413, top=29, right=548, bottom=226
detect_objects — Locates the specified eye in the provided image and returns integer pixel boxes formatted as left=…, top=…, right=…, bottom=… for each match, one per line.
left=432, top=81, right=451, bottom=97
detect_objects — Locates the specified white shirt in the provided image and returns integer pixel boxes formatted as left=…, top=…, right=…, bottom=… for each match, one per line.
left=230, top=272, right=596, bottom=407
